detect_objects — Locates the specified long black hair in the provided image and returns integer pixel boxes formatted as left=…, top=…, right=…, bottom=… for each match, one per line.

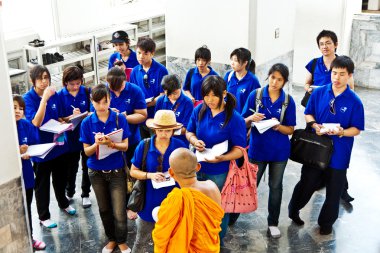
left=199, top=76, right=236, bottom=127
left=230, top=47, right=256, bottom=74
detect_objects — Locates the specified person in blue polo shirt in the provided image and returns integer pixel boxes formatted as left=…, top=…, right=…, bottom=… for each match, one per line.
left=225, top=47, right=260, bottom=113
left=183, top=45, right=219, bottom=105
left=58, top=65, right=92, bottom=209
left=107, top=67, right=147, bottom=168
left=80, top=84, right=131, bottom=253
left=129, top=110, right=187, bottom=253
left=242, top=63, right=296, bottom=239
left=304, top=30, right=355, bottom=203
left=13, top=95, right=46, bottom=250
left=130, top=37, right=168, bottom=139
left=23, top=65, right=75, bottom=229
left=108, top=30, right=139, bottom=81
left=155, top=74, right=193, bottom=146
left=186, top=76, right=246, bottom=245
left=288, top=56, right=364, bottom=235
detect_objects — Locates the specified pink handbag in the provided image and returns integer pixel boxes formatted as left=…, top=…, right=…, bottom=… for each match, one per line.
left=221, top=146, right=258, bottom=213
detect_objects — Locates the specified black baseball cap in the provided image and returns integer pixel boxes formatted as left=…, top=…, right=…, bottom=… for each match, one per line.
left=110, top=31, right=129, bottom=43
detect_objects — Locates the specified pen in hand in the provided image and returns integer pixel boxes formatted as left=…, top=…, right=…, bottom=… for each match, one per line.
left=249, top=108, right=256, bottom=114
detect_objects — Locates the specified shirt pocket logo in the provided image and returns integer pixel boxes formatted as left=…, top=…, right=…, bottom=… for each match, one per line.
left=240, top=88, right=246, bottom=93
left=126, top=99, right=131, bottom=104
left=219, top=122, right=224, bottom=128
left=51, top=104, right=57, bottom=110
left=340, top=107, right=347, bottom=113
left=22, top=137, right=28, bottom=144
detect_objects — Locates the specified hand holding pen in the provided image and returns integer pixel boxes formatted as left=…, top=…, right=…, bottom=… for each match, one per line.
left=249, top=108, right=266, bottom=122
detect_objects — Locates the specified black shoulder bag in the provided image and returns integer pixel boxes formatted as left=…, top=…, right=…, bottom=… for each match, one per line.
left=289, top=126, right=333, bottom=170
left=127, top=138, right=150, bottom=212
left=301, top=58, right=318, bottom=107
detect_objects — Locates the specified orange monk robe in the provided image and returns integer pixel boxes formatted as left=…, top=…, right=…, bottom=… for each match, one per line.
left=153, top=187, right=224, bottom=253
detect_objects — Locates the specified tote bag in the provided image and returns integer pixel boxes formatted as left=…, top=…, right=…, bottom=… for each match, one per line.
left=221, top=146, right=258, bottom=213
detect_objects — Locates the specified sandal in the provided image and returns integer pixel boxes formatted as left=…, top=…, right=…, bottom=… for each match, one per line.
left=33, top=239, right=46, bottom=250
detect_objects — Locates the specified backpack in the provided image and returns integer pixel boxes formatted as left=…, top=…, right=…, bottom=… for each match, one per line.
left=254, top=87, right=289, bottom=124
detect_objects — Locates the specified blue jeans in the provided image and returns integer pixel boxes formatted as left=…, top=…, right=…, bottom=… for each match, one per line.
left=88, top=169, right=128, bottom=244
left=250, top=159, right=287, bottom=226
left=197, top=171, right=229, bottom=243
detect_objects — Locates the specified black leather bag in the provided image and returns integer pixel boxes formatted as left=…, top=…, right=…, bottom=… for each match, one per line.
left=301, top=92, right=311, bottom=107
left=290, top=128, right=333, bottom=170
left=127, top=138, right=150, bottom=212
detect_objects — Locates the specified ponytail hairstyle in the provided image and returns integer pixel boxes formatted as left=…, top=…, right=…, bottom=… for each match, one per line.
left=107, top=67, right=126, bottom=91
left=199, top=76, right=236, bottom=127
left=230, top=47, right=256, bottom=74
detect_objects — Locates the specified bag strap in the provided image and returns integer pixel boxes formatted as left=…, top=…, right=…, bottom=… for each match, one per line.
left=279, top=93, right=290, bottom=124
left=311, top=58, right=318, bottom=85
left=85, top=86, right=91, bottom=112
left=184, top=68, right=195, bottom=90
left=254, top=87, right=263, bottom=113
left=141, top=138, right=150, bottom=172
left=233, top=146, right=249, bottom=165
left=227, top=70, right=234, bottom=83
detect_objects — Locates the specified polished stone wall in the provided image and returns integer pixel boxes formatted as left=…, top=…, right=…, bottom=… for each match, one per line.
left=350, top=14, right=380, bottom=89
left=166, top=50, right=294, bottom=91
left=0, top=177, right=31, bottom=253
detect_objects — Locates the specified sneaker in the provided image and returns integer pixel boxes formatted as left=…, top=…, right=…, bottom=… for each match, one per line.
left=32, top=239, right=46, bottom=250
left=320, top=225, right=333, bottom=235
left=40, top=219, right=57, bottom=228
left=82, top=197, right=91, bottom=208
left=64, top=205, right=76, bottom=215
left=341, top=190, right=354, bottom=203
left=267, top=226, right=281, bottom=239
left=121, top=248, right=131, bottom=253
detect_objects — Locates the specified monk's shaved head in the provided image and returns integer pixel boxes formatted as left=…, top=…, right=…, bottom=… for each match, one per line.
left=169, top=148, right=198, bottom=179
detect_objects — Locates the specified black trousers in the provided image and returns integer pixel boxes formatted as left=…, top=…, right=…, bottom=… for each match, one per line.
left=34, top=154, right=70, bottom=220
left=65, top=151, right=91, bottom=198
left=288, top=165, right=347, bottom=227
left=25, top=188, right=33, bottom=239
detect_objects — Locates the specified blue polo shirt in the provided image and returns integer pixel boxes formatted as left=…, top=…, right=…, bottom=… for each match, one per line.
left=131, top=136, right=187, bottom=222
left=58, top=86, right=90, bottom=152
left=80, top=110, right=130, bottom=170
left=305, top=84, right=364, bottom=170
left=130, top=59, right=168, bottom=118
left=187, top=105, right=246, bottom=175
left=23, top=88, right=68, bottom=162
left=306, top=56, right=333, bottom=86
left=17, top=119, right=39, bottom=189
left=183, top=66, right=219, bottom=101
left=242, top=85, right=296, bottom=161
left=155, top=92, right=193, bottom=145
left=110, top=82, right=147, bottom=146
left=225, top=71, right=261, bottom=113
left=108, top=50, right=139, bottom=69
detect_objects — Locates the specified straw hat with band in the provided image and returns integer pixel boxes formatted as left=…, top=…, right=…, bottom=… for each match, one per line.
left=146, top=110, right=182, bottom=130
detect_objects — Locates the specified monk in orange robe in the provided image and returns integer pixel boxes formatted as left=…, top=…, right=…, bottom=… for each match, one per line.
left=152, top=148, right=224, bottom=253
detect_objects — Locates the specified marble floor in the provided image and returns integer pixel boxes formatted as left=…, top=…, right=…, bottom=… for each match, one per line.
left=31, top=86, right=380, bottom=253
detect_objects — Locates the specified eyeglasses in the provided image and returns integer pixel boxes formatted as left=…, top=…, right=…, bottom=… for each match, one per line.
left=319, top=41, right=333, bottom=47
left=143, top=74, right=150, bottom=88
left=156, top=155, right=163, bottom=172
left=329, top=98, right=336, bottom=115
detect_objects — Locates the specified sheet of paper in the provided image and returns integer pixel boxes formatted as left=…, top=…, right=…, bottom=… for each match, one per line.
left=320, top=123, right=340, bottom=133
left=21, top=143, right=56, bottom=159
left=68, top=111, right=88, bottom=130
left=196, top=140, right=228, bottom=162
left=252, top=119, right=280, bottom=134
left=310, top=85, right=322, bottom=90
left=97, top=129, right=123, bottom=160
left=40, top=119, right=73, bottom=134
left=145, top=97, right=154, bottom=103
left=173, top=128, right=181, bottom=136
left=151, top=172, right=176, bottom=189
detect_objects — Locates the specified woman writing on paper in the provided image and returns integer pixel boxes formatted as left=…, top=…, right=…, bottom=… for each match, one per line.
left=58, top=65, right=92, bottom=208
left=80, top=84, right=132, bottom=253
left=186, top=76, right=246, bottom=245
left=23, top=65, right=75, bottom=229
left=241, top=63, right=296, bottom=239
left=129, top=110, right=187, bottom=253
